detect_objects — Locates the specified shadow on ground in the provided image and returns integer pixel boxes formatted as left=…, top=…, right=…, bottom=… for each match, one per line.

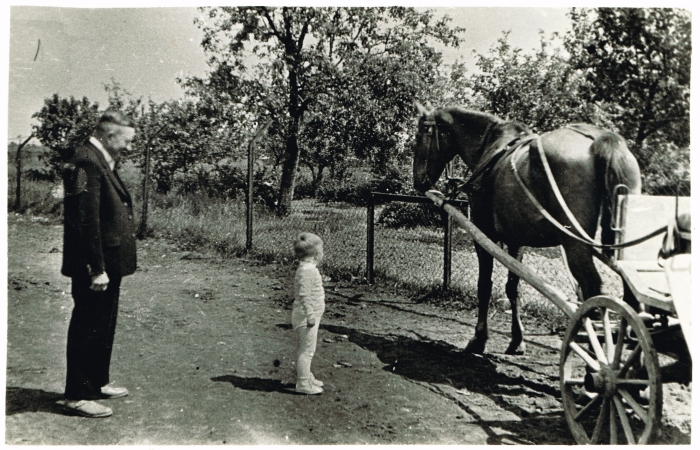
left=5, top=387, right=65, bottom=416
left=210, top=375, right=297, bottom=395
left=318, top=323, right=574, bottom=445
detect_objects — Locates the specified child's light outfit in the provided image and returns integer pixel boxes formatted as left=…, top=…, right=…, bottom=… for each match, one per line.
left=292, top=260, right=325, bottom=394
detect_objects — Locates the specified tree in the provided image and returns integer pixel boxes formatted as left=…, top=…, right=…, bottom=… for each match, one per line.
left=194, top=6, right=464, bottom=213
left=565, top=8, right=691, bottom=170
left=32, top=94, right=101, bottom=179
left=467, top=31, right=604, bottom=133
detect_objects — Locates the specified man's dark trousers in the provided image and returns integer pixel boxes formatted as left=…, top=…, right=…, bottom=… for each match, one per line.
left=65, top=271, right=123, bottom=400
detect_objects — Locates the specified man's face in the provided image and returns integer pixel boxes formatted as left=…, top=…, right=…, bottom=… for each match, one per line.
left=104, top=126, right=135, bottom=160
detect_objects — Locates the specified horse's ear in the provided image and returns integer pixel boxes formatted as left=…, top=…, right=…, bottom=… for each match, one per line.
left=415, top=101, right=430, bottom=117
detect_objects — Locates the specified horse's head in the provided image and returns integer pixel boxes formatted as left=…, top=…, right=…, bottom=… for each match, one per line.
left=413, top=102, right=456, bottom=193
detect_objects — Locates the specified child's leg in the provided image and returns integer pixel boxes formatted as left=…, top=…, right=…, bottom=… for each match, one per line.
left=296, top=319, right=321, bottom=394
left=296, top=322, right=318, bottom=380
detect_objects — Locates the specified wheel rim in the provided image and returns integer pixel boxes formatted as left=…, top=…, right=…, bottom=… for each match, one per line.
left=560, top=295, right=662, bottom=444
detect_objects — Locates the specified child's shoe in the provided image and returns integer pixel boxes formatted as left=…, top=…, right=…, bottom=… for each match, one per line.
left=296, top=378, right=323, bottom=395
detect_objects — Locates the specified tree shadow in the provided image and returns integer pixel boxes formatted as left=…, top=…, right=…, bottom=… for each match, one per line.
left=210, top=375, right=298, bottom=395
left=5, top=387, right=65, bottom=416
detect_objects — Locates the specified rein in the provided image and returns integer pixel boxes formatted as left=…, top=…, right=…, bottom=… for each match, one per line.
left=509, top=133, right=666, bottom=250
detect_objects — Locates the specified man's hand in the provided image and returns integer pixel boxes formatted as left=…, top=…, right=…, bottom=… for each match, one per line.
left=90, top=272, right=110, bottom=291
left=307, top=317, right=316, bottom=328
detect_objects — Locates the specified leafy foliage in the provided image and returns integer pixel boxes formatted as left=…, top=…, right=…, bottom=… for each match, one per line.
left=31, top=94, right=101, bottom=179
left=377, top=202, right=443, bottom=228
left=565, top=8, right=691, bottom=165
left=468, top=31, right=598, bottom=133
left=193, top=6, right=465, bottom=212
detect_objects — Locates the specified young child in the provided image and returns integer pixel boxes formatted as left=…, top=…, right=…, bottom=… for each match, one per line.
left=292, top=232, right=325, bottom=395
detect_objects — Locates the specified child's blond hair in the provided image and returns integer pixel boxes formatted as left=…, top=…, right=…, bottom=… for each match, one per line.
left=294, top=232, right=323, bottom=260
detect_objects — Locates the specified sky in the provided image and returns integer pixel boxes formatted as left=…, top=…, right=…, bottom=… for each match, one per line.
left=2, top=1, right=696, bottom=144
left=2, top=3, right=578, bottom=143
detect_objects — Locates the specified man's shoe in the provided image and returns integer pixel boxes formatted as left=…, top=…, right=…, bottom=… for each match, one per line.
left=63, top=400, right=113, bottom=418
left=100, top=385, right=129, bottom=399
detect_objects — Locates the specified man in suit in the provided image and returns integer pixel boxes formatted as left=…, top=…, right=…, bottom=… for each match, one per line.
left=61, top=110, right=137, bottom=418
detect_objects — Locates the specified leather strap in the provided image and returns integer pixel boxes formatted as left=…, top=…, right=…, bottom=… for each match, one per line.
left=509, top=139, right=666, bottom=249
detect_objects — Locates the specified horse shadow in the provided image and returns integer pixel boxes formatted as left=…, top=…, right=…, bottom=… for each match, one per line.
left=5, top=387, right=65, bottom=416
left=318, top=323, right=574, bottom=445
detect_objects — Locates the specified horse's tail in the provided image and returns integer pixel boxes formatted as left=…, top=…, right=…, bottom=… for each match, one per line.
left=591, top=132, right=642, bottom=255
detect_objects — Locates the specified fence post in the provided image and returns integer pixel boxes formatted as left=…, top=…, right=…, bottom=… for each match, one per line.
left=246, top=119, right=273, bottom=252
left=366, top=194, right=375, bottom=284
left=246, top=136, right=254, bottom=252
left=443, top=210, right=452, bottom=290
left=137, top=120, right=168, bottom=239
left=14, top=135, right=33, bottom=211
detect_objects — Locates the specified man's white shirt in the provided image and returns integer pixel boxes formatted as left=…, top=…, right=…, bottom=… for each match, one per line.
left=90, top=136, right=116, bottom=171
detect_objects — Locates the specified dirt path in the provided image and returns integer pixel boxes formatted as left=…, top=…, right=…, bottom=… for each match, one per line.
left=5, top=215, right=691, bottom=444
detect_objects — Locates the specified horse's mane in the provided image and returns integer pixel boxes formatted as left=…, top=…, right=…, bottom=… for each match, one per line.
left=440, top=107, right=503, bottom=127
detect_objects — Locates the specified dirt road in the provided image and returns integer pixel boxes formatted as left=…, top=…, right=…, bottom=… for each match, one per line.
left=5, top=215, right=691, bottom=444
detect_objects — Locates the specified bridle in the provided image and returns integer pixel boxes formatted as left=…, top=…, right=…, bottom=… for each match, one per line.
left=419, top=116, right=496, bottom=189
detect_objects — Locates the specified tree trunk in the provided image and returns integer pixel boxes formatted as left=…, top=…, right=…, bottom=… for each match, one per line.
left=277, top=119, right=300, bottom=215
left=311, top=165, right=325, bottom=197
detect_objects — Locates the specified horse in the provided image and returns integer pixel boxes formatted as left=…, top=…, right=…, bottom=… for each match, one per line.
left=413, top=103, right=641, bottom=355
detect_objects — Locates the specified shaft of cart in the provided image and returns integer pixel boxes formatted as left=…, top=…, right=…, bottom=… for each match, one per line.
left=425, top=189, right=578, bottom=319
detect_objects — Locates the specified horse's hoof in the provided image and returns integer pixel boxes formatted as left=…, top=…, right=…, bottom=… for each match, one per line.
left=505, top=342, right=526, bottom=355
left=465, top=339, right=486, bottom=354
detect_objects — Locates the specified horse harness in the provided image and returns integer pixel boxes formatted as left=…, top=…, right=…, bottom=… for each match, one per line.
left=507, top=126, right=669, bottom=250
left=422, top=118, right=670, bottom=251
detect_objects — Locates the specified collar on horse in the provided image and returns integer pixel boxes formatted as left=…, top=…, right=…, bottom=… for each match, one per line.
left=464, top=131, right=537, bottom=196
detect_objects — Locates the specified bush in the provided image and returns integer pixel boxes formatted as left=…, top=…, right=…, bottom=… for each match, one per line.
left=316, top=168, right=412, bottom=206
left=376, top=202, right=443, bottom=228
left=638, top=140, right=691, bottom=196
left=7, top=173, right=63, bottom=216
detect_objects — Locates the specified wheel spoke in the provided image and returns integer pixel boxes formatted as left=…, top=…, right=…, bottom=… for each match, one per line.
left=613, top=394, right=636, bottom=444
left=603, top=308, right=614, bottom=364
left=569, top=342, right=601, bottom=372
left=564, top=378, right=585, bottom=385
left=610, top=403, right=618, bottom=445
left=574, top=392, right=601, bottom=422
left=618, top=344, right=642, bottom=378
left=590, top=395, right=609, bottom=444
left=613, top=317, right=628, bottom=368
left=585, top=317, right=608, bottom=364
left=618, top=387, right=649, bottom=424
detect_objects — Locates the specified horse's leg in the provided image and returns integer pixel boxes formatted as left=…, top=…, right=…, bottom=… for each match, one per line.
left=466, top=242, right=493, bottom=354
left=562, top=242, right=602, bottom=301
left=504, top=245, right=526, bottom=355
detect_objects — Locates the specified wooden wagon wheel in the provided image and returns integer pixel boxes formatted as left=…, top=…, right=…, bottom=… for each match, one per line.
left=560, top=295, right=662, bottom=444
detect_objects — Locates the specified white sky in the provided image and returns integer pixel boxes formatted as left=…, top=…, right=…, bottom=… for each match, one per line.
left=1, top=1, right=697, bottom=143
left=1, top=3, right=576, bottom=141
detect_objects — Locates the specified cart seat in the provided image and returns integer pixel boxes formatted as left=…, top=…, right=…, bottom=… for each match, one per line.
left=614, top=194, right=691, bottom=316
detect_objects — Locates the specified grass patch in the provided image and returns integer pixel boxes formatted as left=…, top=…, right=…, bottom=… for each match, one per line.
left=10, top=170, right=623, bottom=333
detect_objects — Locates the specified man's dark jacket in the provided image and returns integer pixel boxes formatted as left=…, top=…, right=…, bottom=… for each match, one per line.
left=61, top=141, right=137, bottom=278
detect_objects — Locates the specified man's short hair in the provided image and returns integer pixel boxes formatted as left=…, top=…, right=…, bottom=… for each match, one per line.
left=96, top=110, right=135, bottom=133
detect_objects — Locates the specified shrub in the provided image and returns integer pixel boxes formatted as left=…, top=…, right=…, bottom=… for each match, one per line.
left=376, top=202, right=443, bottom=228
left=317, top=169, right=412, bottom=206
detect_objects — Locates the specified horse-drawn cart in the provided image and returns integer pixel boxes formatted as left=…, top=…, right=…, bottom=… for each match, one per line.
left=426, top=190, right=691, bottom=444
